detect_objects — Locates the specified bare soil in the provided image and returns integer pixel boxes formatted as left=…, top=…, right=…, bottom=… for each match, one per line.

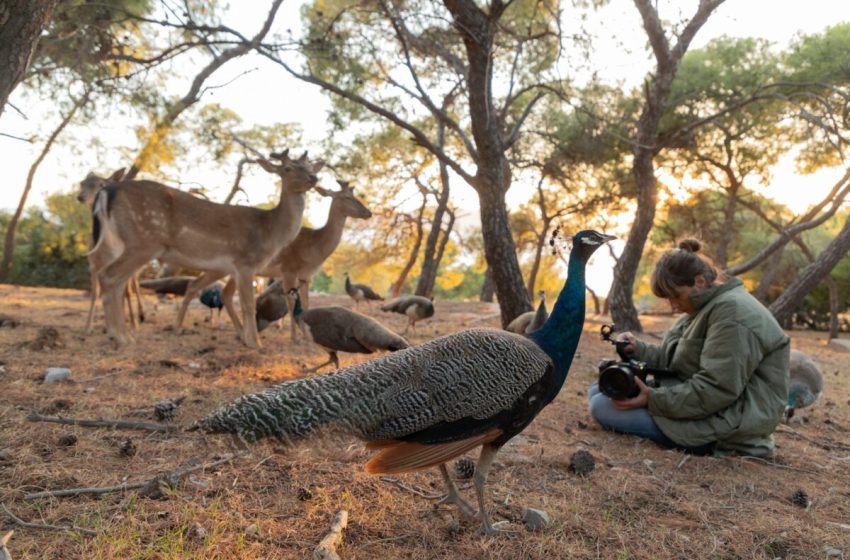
left=1, top=283, right=849, bottom=559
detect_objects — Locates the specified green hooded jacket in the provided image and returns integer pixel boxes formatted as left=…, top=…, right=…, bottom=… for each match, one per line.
left=632, top=278, right=790, bottom=457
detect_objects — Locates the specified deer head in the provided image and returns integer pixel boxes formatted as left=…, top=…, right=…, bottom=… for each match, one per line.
left=77, top=168, right=125, bottom=205
left=314, top=179, right=372, bottom=220
left=257, top=150, right=324, bottom=194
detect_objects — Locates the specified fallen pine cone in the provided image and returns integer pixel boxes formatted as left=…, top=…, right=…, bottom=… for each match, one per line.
left=569, top=449, right=595, bottom=476
left=454, top=457, right=475, bottom=480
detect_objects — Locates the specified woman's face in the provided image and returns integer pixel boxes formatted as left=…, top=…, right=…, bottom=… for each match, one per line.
left=666, top=275, right=707, bottom=316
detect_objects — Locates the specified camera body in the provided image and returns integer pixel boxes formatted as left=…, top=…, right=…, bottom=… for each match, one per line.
left=597, top=358, right=651, bottom=400
left=596, top=324, right=665, bottom=400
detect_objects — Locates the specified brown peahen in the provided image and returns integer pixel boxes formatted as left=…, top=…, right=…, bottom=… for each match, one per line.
left=194, top=230, right=614, bottom=534
left=379, top=294, right=435, bottom=335
left=288, top=288, right=409, bottom=372
left=505, top=290, right=548, bottom=334
left=344, top=271, right=384, bottom=309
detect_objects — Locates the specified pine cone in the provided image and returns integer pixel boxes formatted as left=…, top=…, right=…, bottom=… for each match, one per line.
left=119, top=438, right=137, bottom=457
left=790, top=489, right=809, bottom=508
left=569, top=449, right=595, bottom=476
left=154, top=397, right=185, bottom=422
left=454, top=457, right=475, bottom=480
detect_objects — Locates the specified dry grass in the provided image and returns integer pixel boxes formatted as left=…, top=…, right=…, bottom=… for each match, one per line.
left=1, top=283, right=849, bottom=559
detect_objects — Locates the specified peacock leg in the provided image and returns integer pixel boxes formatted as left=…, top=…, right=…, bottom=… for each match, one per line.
left=473, top=444, right=513, bottom=535
left=436, top=463, right=477, bottom=518
left=304, top=356, right=335, bottom=374
left=331, top=352, right=340, bottom=370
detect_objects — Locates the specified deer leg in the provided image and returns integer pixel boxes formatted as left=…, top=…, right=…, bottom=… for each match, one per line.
left=175, top=271, right=226, bottom=328
left=221, top=278, right=242, bottom=332
left=131, top=274, right=145, bottom=324
left=85, top=264, right=99, bottom=333
left=99, top=255, right=150, bottom=346
left=235, top=271, right=260, bottom=348
left=125, top=286, right=137, bottom=329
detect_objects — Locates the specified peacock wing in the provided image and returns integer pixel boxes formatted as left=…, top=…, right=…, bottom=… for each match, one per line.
left=363, top=329, right=552, bottom=442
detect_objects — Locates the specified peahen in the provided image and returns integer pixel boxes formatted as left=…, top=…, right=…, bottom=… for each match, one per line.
left=380, top=295, right=435, bottom=335
left=255, top=281, right=289, bottom=333
left=287, top=288, right=409, bottom=372
left=344, top=271, right=384, bottom=310
left=785, top=350, right=823, bottom=422
left=195, top=230, right=614, bottom=535
left=200, top=283, right=225, bottom=327
left=505, top=290, right=548, bottom=334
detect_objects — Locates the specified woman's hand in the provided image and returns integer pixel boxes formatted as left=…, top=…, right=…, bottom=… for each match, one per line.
left=615, top=331, right=637, bottom=355
left=612, top=377, right=649, bottom=410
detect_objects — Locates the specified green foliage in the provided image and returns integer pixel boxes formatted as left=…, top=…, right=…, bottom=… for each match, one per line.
left=0, top=193, right=92, bottom=289
left=784, top=23, right=850, bottom=84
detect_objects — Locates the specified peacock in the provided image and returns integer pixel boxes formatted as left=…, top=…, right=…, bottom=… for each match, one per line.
left=288, top=288, right=409, bottom=372
left=200, top=282, right=225, bottom=327
left=785, top=350, right=823, bottom=422
left=194, top=230, right=614, bottom=535
left=255, top=281, right=289, bottom=333
left=380, top=295, right=435, bottom=335
left=505, top=290, right=548, bottom=334
left=139, top=276, right=196, bottom=297
left=344, top=271, right=384, bottom=310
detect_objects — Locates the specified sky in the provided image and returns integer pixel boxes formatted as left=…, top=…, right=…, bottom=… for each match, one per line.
left=2, top=1, right=850, bottom=293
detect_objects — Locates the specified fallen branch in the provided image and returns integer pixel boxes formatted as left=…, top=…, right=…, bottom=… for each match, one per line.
left=777, top=425, right=850, bottom=451
left=313, top=509, right=348, bottom=560
left=735, top=456, right=819, bottom=474
left=26, top=413, right=177, bottom=433
left=1, top=503, right=96, bottom=536
left=379, top=476, right=444, bottom=499
left=25, top=452, right=245, bottom=500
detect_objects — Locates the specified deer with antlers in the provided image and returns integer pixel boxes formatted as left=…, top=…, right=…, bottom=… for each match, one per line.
left=77, top=169, right=146, bottom=333
left=90, top=150, right=323, bottom=347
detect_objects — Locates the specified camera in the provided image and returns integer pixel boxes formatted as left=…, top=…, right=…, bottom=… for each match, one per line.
left=597, top=358, right=652, bottom=400
left=597, top=325, right=664, bottom=400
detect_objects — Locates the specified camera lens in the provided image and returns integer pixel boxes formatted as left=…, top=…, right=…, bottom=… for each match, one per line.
left=599, top=365, right=639, bottom=400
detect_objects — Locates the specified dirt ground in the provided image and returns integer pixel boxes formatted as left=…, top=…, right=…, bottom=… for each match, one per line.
left=1, top=283, right=849, bottom=560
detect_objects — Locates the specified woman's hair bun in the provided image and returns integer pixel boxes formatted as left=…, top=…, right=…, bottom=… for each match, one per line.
left=678, top=238, right=701, bottom=253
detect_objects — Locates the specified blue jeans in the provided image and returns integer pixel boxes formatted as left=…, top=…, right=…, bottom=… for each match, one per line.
left=587, top=383, right=715, bottom=455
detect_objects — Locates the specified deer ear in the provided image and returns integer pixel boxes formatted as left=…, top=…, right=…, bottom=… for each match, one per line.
left=336, top=179, right=351, bottom=190
left=270, top=149, right=290, bottom=161
left=109, top=168, right=126, bottom=181
left=298, top=151, right=308, bottom=162
left=314, top=185, right=333, bottom=198
left=311, top=160, right=325, bottom=173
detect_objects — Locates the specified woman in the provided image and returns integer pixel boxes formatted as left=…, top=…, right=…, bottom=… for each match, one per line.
left=589, top=239, right=790, bottom=457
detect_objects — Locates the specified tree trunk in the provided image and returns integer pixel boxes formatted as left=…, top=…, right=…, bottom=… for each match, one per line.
left=752, top=246, right=785, bottom=302
left=480, top=267, right=495, bottom=302
left=444, top=0, right=531, bottom=326
left=0, top=91, right=89, bottom=282
left=0, top=0, right=60, bottom=118
left=526, top=223, right=550, bottom=297
left=827, top=274, right=839, bottom=340
left=390, top=195, right=427, bottom=298
left=769, top=216, right=850, bottom=324
left=607, top=0, right=724, bottom=333
left=415, top=161, right=450, bottom=297
left=716, top=180, right=740, bottom=269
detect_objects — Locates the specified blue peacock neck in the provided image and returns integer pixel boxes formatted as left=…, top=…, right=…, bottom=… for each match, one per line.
left=528, top=249, right=587, bottom=400
left=291, top=293, right=303, bottom=317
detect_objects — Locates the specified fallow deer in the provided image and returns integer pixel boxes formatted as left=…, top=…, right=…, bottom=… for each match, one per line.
left=77, top=169, right=145, bottom=333
left=213, top=179, right=372, bottom=340
left=92, top=150, right=323, bottom=348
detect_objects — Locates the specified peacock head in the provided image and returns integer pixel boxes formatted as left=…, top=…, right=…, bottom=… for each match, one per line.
left=571, top=230, right=616, bottom=262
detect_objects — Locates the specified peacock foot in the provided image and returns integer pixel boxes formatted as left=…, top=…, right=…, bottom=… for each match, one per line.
left=436, top=492, right=477, bottom=518
left=477, top=520, right=518, bottom=537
